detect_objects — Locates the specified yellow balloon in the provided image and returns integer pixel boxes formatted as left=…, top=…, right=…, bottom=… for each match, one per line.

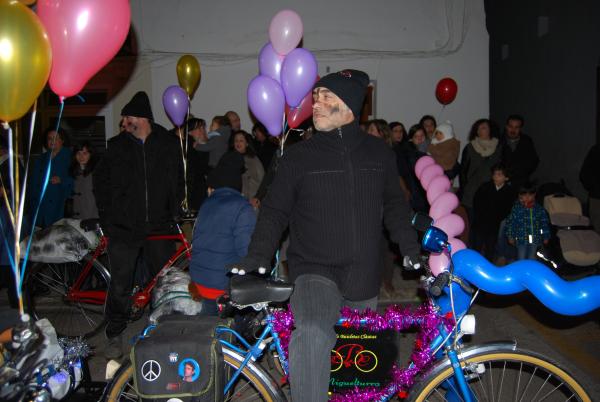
left=0, top=0, right=51, bottom=122
left=176, top=55, right=201, bottom=99
left=18, top=0, right=37, bottom=5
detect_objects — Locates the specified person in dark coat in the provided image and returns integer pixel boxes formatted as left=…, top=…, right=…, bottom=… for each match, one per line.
left=231, top=70, right=421, bottom=402
left=183, top=118, right=210, bottom=211
left=580, top=144, right=600, bottom=234
left=252, top=122, right=278, bottom=170
left=472, top=163, right=516, bottom=260
left=93, top=91, right=184, bottom=359
left=189, top=152, right=256, bottom=315
left=500, top=114, right=539, bottom=189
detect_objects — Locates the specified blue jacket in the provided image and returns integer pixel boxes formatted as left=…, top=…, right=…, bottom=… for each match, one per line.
left=28, top=148, right=73, bottom=228
left=506, top=202, right=551, bottom=245
left=190, top=187, right=256, bottom=292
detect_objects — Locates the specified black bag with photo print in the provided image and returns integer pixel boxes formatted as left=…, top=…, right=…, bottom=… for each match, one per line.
left=131, top=314, right=228, bottom=402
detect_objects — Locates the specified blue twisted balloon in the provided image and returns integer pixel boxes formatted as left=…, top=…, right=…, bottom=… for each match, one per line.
left=452, top=249, right=600, bottom=316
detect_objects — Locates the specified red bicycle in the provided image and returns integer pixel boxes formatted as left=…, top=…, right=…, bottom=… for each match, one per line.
left=23, top=221, right=192, bottom=338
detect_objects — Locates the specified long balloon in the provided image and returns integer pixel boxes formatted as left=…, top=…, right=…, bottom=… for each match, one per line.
left=453, top=249, right=600, bottom=316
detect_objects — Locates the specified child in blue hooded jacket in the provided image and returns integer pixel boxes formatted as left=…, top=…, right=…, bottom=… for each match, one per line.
left=506, top=182, right=550, bottom=260
left=189, top=151, right=256, bottom=314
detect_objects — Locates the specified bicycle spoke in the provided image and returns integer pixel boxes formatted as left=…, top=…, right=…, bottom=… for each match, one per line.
left=537, top=382, right=566, bottom=402
left=518, top=366, right=537, bottom=402
left=497, top=360, right=506, bottom=401
left=530, top=373, right=551, bottom=401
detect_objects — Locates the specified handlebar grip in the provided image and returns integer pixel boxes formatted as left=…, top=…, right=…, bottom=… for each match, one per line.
left=430, top=272, right=450, bottom=297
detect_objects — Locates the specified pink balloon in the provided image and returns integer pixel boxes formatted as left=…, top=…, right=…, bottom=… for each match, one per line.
left=38, top=0, right=131, bottom=99
left=426, top=175, right=452, bottom=204
left=429, top=192, right=459, bottom=221
left=448, top=237, right=466, bottom=255
left=434, top=214, right=465, bottom=238
left=420, top=164, right=444, bottom=190
left=268, top=9, right=303, bottom=56
left=415, top=156, right=435, bottom=179
left=429, top=253, right=449, bottom=277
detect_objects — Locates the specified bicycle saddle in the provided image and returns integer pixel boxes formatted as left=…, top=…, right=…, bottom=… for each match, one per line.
left=229, top=275, right=294, bottom=306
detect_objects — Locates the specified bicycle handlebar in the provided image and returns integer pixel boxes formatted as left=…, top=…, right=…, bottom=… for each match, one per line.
left=452, top=249, right=600, bottom=316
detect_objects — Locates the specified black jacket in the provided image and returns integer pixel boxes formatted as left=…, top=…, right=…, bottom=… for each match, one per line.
left=580, top=144, right=600, bottom=199
left=472, top=181, right=516, bottom=236
left=500, top=133, right=539, bottom=187
left=93, top=125, right=184, bottom=241
left=243, top=121, right=419, bottom=300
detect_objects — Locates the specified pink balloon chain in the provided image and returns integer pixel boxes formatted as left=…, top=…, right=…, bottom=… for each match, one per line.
left=415, top=157, right=467, bottom=276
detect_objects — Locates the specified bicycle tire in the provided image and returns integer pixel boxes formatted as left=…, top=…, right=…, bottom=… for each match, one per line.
left=103, top=347, right=286, bottom=402
left=407, top=344, right=591, bottom=402
left=23, top=254, right=110, bottom=338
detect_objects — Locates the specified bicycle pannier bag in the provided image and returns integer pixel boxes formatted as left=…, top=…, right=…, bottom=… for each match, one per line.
left=131, top=314, right=228, bottom=402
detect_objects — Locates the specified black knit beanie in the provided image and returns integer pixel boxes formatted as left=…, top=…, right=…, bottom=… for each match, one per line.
left=313, top=69, right=370, bottom=118
left=121, top=91, right=154, bottom=120
left=207, top=151, right=244, bottom=192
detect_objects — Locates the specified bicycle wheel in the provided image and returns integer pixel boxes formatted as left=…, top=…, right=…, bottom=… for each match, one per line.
left=408, top=345, right=591, bottom=402
left=104, top=348, right=286, bottom=402
left=23, top=254, right=110, bottom=338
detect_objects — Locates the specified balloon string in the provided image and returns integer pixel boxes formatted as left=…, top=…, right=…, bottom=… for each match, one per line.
left=1, top=124, right=22, bottom=313
left=19, top=99, right=65, bottom=294
left=15, top=101, right=37, bottom=266
left=177, top=125, right=188, bottom=212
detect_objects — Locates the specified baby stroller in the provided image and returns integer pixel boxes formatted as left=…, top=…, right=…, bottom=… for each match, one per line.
left=541, top=186, right=600, bottom=274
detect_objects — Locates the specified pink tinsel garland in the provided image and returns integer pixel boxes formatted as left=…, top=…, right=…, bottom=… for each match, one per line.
left=270, top=303, right=449, bottom=401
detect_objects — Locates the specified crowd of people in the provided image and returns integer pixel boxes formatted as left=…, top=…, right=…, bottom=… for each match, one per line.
left=1, top=68, right=600, bottom=401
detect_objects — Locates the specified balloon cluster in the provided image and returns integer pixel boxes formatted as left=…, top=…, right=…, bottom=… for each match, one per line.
left=162, top=55, right=201, bottom=127
left=0, top=0, right=130, bottom=121
left=0, top=0, right=131, bottom=315
left=415, top=156, right=466, bottom=276
left=248, top=10, right=318, bottom=136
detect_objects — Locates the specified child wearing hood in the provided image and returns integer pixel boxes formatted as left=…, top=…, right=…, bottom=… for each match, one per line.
left=505, top=182, right=550, bottom=260
left=427, top=122, right=461, bottom=179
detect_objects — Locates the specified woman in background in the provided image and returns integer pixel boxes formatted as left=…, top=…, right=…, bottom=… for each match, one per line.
left=232, top=131, right=264, bottom=201
left=69, top=141, right=99, bottom=220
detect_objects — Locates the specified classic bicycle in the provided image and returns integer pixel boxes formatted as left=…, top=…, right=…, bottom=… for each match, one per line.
left=22, top=220, right=192, bottom=338
left=103, top=223, right=599, bottom=401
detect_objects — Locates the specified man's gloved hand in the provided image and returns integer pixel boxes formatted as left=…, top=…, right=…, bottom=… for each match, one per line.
left=403, top=254, right=424, bottom=270
left=227, top=259, right=269, bottom=276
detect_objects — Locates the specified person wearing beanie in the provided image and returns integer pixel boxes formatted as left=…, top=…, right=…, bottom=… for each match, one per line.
left=230, top=69, right=421, bottom=401
left=188, top=151, right=256, bottom=314
left=93, top=90, right=184, bottom=359
left=427, top=121, right=461, bottom=179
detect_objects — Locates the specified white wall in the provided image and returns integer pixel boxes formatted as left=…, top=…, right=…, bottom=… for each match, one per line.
left=109, top=0, right=488, bottom=146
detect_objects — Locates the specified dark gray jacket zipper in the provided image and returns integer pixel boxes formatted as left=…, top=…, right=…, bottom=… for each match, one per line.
left=339, top=126, right=358, bottom=267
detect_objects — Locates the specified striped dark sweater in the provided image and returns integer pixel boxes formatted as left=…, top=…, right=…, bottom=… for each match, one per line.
left=243, top=121, right=420, bottom=300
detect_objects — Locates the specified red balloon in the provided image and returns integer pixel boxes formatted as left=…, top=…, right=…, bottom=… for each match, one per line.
left=285, top=90, right=313, bottom=128
left=37, top=0, right=131, bottom=99
left=435, top=77, right=458, bottom=105
left=285, top=75, right=319, bottom=128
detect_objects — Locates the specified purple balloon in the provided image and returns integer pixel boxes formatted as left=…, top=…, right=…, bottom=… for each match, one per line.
left=259, top=42, right=285, bottom=83
left=162, top=85, right=189, bottom=126
left=280, top=48, right=318, bottom=108
left=247, top=75, right=285, bottom=136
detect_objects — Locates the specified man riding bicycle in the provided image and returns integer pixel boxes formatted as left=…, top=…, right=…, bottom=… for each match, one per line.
left=231, top=70, right=422, bottom=401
